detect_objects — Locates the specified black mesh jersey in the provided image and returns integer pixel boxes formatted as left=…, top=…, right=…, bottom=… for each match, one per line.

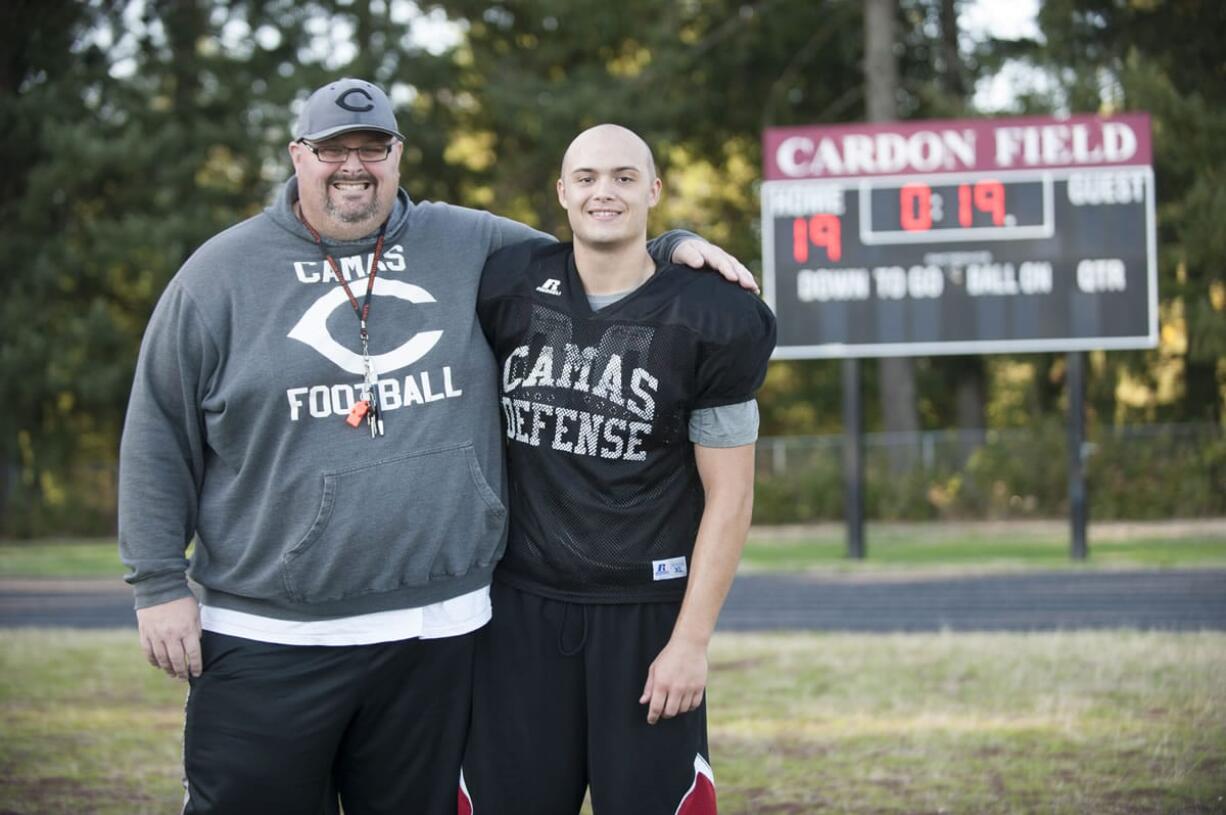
left=477, top=240, right=776, bottom=603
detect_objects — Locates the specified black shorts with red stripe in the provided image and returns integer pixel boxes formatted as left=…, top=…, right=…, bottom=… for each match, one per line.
left=460, top=580, right=717, bottom=815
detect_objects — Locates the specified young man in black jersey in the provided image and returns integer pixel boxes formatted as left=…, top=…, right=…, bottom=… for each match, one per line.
left=461, top=125, right=776, bottom=815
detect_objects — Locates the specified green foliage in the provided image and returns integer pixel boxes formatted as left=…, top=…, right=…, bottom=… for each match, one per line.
left=752, top=423, right=1225, bottom=524
left=753, top=446, right=845, bottom=524
left=1090, top=426, right=1226, bottom=519
left=425, top=0, right=868, bottom=237
left=951, top=421, right=1070, bottom=518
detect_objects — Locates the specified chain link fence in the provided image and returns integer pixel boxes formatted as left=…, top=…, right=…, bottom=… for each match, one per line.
left=753, top=422, right=1226, bottom=524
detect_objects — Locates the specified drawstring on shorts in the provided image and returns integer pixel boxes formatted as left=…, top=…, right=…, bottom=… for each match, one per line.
left=558, top=603, right=589, bottom=656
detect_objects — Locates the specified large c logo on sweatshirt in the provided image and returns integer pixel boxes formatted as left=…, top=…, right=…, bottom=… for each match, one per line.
left=287, top=278, right=443, bottom=375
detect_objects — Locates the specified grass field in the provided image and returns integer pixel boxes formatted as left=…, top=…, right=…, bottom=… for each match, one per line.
left=3, top=524, right=1223, bottom=812
left=0, top=539, right=133, bottom=580
left=3, top=521, right=1225, bottom=580
left=741, top=524, right=1226, bottom=573
left=1, top=629, right=1223, bottom=814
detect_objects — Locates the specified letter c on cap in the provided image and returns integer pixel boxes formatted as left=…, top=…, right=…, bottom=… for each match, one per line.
left=336, top=88, right=374, bottom=112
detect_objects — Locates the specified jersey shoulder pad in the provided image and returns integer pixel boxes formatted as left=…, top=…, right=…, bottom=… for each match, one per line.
left=480, top=237, right=564, bottom=302
left=666, top=264, right=776, bottom=345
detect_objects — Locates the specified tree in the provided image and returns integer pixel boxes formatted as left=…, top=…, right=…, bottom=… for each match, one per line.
left=0, top=0, right=463, bottom=534
left=864, top=0, right=922, bottom=472
left=1016, top=0, right=1226, bottom=424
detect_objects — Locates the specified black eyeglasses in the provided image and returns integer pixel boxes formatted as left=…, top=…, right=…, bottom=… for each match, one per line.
left=298, top=140, right=395, bottom=163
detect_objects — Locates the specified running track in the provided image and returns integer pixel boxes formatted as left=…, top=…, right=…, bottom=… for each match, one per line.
left=3, top=569, right=1225, bottom=632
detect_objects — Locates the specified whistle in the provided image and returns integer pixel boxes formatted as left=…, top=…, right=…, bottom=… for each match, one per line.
left=346, top=399, right=371, bottom=428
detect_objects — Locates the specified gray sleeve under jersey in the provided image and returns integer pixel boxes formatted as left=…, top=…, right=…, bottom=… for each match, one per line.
left=688, top=399, right=759, bottom=447
left=588, top=290, right=761, bottom=449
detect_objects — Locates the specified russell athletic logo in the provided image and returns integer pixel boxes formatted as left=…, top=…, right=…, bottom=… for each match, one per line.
left=653, top=556, right=688, bottom=581
left=536, top=278, right=563, bottom=296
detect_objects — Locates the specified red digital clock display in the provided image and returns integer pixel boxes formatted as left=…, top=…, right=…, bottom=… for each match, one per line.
left=790, top=174, right=1052, bottom=262
left=897, top=179, right=1005, bottom=231
left=863, top=175, right=1050, bottom=243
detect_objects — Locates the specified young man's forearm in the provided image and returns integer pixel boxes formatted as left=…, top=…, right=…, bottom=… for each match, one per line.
left=640, top=444, right=755, bottom=723
left=672, top=443, right=756, bottom=647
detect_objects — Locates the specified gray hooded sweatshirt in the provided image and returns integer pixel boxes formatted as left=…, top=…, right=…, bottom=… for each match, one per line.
left=119, top=179, right=689, bottom=621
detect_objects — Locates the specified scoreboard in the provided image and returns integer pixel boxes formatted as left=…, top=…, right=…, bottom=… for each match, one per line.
left=761, top=114, right=1158, bottom=358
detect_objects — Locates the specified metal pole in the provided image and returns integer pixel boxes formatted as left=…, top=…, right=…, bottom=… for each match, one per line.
left=1067, top=352, right=1088, bottom=560
left=842, top=358, right=866, bottom=559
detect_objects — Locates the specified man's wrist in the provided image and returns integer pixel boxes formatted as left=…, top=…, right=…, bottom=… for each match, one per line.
left=132, top=579, right=194, bottom=611
left=669, top=623, right=713, bottom=650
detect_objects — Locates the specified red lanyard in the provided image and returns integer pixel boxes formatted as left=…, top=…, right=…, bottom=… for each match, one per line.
left=299, top=213, right=390, bottom=436
left=299, top=216, right=389, bottom=339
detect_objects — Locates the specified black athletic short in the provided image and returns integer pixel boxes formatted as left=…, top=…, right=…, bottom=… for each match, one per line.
left=461, top=581, right=717, bottom=815
left=182, top=629, right=475, bottom=815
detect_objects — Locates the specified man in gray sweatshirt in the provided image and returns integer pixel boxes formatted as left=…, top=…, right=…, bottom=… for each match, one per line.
left=118, top=78, right=753, bottom=815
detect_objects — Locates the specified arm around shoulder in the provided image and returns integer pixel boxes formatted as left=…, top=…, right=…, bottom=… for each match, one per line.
left=478, top=207, right=555, bottom=254
left=656, top=231, right=759, bottom=292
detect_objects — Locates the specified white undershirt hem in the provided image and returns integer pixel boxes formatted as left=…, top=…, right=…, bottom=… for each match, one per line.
left=199, top=586, right=491, bottom=647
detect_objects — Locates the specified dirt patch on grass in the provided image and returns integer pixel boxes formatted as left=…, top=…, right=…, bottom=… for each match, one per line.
left=735, top=788, right=840, bottom=815
left=0, top=775, right=160, bottom=814
left=1095, top=787, right=1216, bottom=814
left=711, top=657, right=768, bottom=672
left=769, top=739, right=834, bottom=760
left=972, top=744, right=1007, bottom=758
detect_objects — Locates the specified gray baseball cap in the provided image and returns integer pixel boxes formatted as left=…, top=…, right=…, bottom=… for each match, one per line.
left=295, top=78, right=405, bottom=142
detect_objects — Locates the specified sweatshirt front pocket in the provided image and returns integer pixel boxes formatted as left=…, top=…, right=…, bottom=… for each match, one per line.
left=281, top=442, right=507, bottom=604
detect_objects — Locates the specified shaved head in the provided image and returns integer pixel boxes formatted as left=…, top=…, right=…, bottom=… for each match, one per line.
left=556, top=123, right=662, bottom=255
left=561, top=124, right=656, bottom=180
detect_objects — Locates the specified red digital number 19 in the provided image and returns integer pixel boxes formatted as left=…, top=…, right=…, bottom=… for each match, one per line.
left=957, top=180, right=1006, bottom=226
left=792, top=214, right=842, bottom=263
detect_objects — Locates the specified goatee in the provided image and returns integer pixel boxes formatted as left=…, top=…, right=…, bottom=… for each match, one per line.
left=325, top=192, right=380, bottom=225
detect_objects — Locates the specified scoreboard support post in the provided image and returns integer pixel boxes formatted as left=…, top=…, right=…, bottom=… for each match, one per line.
left=842, top=359, right=866, bottom=559
left=1067, top=352, right=1089, bottom=560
